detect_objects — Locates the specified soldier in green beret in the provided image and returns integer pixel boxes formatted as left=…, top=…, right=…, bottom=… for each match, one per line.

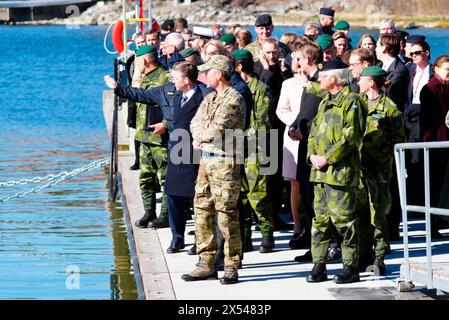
left=302, top=59, right=365, bottom=284
left=232, top=49, right=276, bottom=253
left=106, top=45, right=172, bottom=229
left=316, top=34, right=337, bottom=62
left=220, top=33, right=237, bottom=52
left=335, top=20, right=353, bottom=49
left=356, top=66, right=406, bottom=274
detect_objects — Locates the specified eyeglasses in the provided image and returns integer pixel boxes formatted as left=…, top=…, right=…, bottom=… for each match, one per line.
left=410, top=50, right=424, bottom=57
left=349, top=62, right=361, bottom=68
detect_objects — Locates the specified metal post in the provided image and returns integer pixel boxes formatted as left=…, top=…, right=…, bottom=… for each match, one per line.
left=148, top=0, right=152, bottom=30
left=399, top=148, right=410, bottom=282
left=423, top=147, right=433, bottom=289
left=134, top=0, right=139, bottom=33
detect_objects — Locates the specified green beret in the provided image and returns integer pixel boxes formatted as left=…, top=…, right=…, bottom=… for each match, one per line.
left=136, top=45, right=157, bottom=57
left=335, top=20, right=350, bottom=30
left=361, top=66, right=387, bottom=77
left=179, top=48, right=199, bottom=58
left=220, top=33, right=236, bottom=46
left=232, top=49, right=253, bottom=61
left=316, top=34, right=333, bottom=50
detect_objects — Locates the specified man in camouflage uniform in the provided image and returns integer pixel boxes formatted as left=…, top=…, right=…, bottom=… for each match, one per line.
left=182, top=55, right=246, bottom=285
left=356, top=66, right=406, bottom=274
left=115, top=45, right=171, bottom=228
left=305, top=60, right=365, bottom=284
left=232, top=49, right=275, bottom=253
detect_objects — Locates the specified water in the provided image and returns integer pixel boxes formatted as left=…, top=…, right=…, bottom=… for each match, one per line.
left=0, top=26, right=137, bottom=299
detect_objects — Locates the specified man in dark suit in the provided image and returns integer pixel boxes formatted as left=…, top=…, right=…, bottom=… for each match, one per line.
left=105, top=61, right=212, bottom=253
left=375, top=34, right=410, bottom=241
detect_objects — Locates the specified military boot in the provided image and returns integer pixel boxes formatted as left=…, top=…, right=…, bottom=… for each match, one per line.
left=243, top=235, right=254, bottom=252
left=187, top=243, right=197, bottom=255
left=371, top=257, right=387, bottom=276
left=259, top=235, right=275, bottom=253
left=334, top=265, right=360, bottom=284
left=306, top=263, right=328, bottom=282
left=220, top=267, right=239, bottom=285
left=288, top=228, right=311, bottom=249
left=148, top=212, right=169, bottom=229
left=135, top=210, right=157, bottom=228
left=326, top=247, right=342, bottom=263
left=181, top=263, right=218, bottom=282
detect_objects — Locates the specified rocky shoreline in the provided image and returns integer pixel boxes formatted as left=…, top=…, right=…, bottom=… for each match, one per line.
left=11, top=0, right=449, bottom=29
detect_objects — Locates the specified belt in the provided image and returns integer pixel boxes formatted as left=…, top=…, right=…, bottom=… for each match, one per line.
left=201, top=151, right=223, bottom=159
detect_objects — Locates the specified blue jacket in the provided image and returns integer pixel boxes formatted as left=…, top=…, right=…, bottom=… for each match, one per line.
left=115, top=81, right=212, bottom=197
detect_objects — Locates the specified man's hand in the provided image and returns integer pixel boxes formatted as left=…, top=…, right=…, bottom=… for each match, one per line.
left=310, top=155, right=328, bottom=170
left=259, top=51, right=270, bottom=70
left=148, top=122, right=166, bottom=135
left=192, top=140, right=202, bottom=151
left=104, top=75, right=117, bottom=89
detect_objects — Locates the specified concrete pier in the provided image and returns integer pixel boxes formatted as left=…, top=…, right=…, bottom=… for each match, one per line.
left=102, top=89, right=448, bottom=300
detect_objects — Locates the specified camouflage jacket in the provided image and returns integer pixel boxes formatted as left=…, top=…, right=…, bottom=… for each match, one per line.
left=360, top=93, right=406, bottom=182
left=190, top=86, right=245, bottom=157
left=307, top=86, right=365, bottom=187
left=135, top=65, right=171, bottom=145
left=247, top=77, right=274, bottom=132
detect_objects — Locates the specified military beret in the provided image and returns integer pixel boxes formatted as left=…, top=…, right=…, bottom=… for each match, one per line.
left=255, top=14, right=273, bottom=27
left=316, top=34, right=333, bottom=50
left=232, top=49, right=253, bottom=61
left=179, top=47, right=200, bottom=58
left=136, top=45, right=157, bottom=57
left=198, top=54, right=233, bottom=74
left=220, top=33, right=236, bottom=46
left=318, top=59, right=349, bottom=72
left=406, top=34, right=426, bottom=44
left=361, top=66, right=387, bottom=77
left=319, top=7, right=335, bottom=17
left=335, top=20, right=350, bottom=30
left=192, top=26, right=216, bottom=39
left=161, top=19, right=175, bottom=31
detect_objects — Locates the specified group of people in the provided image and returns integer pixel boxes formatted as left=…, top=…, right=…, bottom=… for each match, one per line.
left=103, top=7, right=449, bottom=285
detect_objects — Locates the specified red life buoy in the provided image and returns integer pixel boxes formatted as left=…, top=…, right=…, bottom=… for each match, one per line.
left=112, top=19, right=124, bottom=54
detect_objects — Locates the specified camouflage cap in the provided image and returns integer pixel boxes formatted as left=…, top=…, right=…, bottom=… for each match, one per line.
left=198, top=55, right=233, bottom=74
left=136, top=45, right=158, bottom=57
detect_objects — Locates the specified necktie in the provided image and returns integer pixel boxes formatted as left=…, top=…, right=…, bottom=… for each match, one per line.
left=180, top=95, right=188, bottom=108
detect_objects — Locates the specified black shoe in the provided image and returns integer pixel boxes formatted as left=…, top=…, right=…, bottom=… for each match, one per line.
left=334, top=265, right=360, bottom=284
left=187, top=230, right=195, bottom=236
left=288, top=229, right=310, bottom=249
left=294, top=250, right=313, bottom=262
left=220, top=267, right=239, bottom=285
left=148, top=214, right=169, bottom=229
left=369, top=257, right=387, bottom=276
left=326, top=247, right=342, bottom=263
left=166, top=242, right=185, bottom=254
left=135, top=211, right=157, bottom=228
left=187, top=244, right=197, bottom=255
left=129, top=163, right=140, bottom=170
left=273, top=217, right=293, bottom=231
left=259, top=236, right=275, bottom=253
left=306, top=263, right=328, bottom=282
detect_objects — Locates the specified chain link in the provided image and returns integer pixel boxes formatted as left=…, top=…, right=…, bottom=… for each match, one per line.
left=0, top=157, right=110, bottom=203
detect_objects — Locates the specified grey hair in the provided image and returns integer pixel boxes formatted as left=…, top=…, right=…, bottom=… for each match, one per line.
left=165, top=32, right=185, bottom=51
left=303, top=21, right=320, bottom=32
left=320, top=68, right=350, bottom=86
left=380, top=19, right=396, bottom=30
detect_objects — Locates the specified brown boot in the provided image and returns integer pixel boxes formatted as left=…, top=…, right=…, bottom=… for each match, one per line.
left=181, top=263, right=217, bottom=282
left=220, top=267, right=239, bottom=285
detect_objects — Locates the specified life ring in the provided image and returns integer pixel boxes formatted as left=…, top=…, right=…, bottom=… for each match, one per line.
left=112, top=19, right=125, bottom=54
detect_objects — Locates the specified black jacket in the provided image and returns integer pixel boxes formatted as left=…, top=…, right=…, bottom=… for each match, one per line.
left=115, top=82, right=212, bottom=197
left=384, top=57, right=410, bottom=112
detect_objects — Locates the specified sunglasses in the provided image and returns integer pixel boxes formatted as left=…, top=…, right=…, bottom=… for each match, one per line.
left=410, top=50, right=424, bottom=57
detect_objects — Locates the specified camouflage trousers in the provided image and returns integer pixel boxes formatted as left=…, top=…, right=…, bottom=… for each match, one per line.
left=240, top=160, right=273, bottom=239
left=357, top=178, right=391, bottom=258
left=311, top=183, right=359, bottom=267
left=194, top=156, right=242, bottom=269
left=139, top=142, right=168, bottom=215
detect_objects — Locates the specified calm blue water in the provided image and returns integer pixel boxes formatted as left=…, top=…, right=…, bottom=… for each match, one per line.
left=0, top=26, right=137, bottom=299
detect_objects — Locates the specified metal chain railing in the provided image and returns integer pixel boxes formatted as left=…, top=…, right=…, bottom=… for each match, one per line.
left=0, top=157, right=109, bottom=203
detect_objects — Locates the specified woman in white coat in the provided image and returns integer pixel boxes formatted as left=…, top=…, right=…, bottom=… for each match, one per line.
left=276, top=46, right=304, bottom=243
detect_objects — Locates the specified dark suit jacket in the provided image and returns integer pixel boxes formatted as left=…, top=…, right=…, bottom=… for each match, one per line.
left=115, top=82, right=212, bottom=197
left=384, top=57, right=410, bottom=112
